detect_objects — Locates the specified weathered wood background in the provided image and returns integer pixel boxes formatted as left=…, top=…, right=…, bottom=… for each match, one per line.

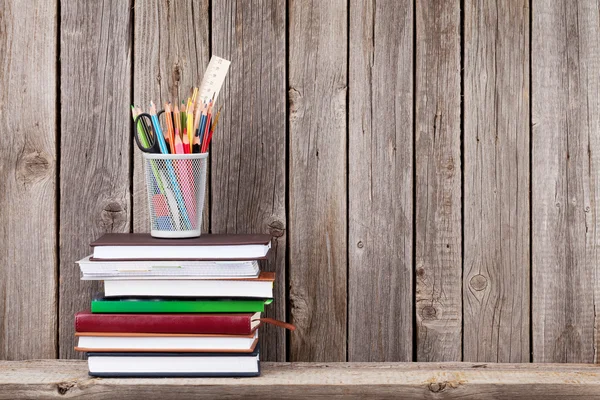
left=1, top=0, right=598, bottom=363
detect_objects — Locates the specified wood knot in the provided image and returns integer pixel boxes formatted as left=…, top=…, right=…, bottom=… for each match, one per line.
left=173, top=63, right=181, bottom=83
left=56, top=380, right=76, bottom=395
left=470, top=274, right=487, bottom=291
left=421, top=305, right=437, bottom=320
left=416, top=267, right=425, bottom=277
left=357, top=241, right=364, bottom=248
left=289, top=288, right=309, bottom=326
left=100, top=201, right=128, bottom=231
left=268, top=220, right=285, bottom=237
left=16, top=151, right=52, bottom=184
left=428, top=382, right=446, bottom=393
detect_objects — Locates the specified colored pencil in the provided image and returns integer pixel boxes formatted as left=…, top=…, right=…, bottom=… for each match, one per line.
left=164, top=102, right=175, bottom=153
left=192, top=136, right=201, bottom=153
left=182, top=128, right=190, bottom=154
left=173, top=104, right=181, bottom=137
left=186, top=98, right=194, bottom=153
left=174, top=128, right=184, bottom=154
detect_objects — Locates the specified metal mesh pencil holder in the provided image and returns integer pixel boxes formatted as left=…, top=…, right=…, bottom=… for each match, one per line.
left=142, top=152, right=208, bottom=238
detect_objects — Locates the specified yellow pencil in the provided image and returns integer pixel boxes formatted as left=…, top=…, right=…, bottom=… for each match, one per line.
left=173, top=104, right=181, bottom=137
left=186, top=97, right=194, bottom=153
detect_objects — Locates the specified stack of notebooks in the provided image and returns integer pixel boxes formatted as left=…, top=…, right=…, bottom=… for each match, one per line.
left=74, top=233, right=284, bottom=377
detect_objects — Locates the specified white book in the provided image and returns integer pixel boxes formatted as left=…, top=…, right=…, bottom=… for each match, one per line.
left=93, top=244, right=270, bottom=260
left=77, top=331, right=258, bottom=352
left=87, top=353, right=260, bottom=377
left=90, top=233, right=272, bottom=261
left=102, top=272, right=275, bottom=298
left=78, top=256, right=260, bottom=279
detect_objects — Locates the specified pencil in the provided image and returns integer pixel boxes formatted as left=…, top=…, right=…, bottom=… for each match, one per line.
left=186, top=98, right=194, bottom=153
left=174, top=104, right=181, bottom=137
left=180, top=101, right=186, bottom=132
left=182, top=128, right=190, bottom=154
left=174, top=129, right=184, bottom=154
left=193, top=136, right=201, bottom=153
left=164, top=102, right=175, bottom=154
left=210, top=107, right=222, bottom=132
left=201, top=107, right=222, bottom=153
left=193, top=100, right=205, bottom=133
left=198, top=101, right=209, bottom=143
left=202, top=100, right=214, bottom=143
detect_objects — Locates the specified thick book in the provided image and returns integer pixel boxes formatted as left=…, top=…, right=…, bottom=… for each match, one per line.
left=75, top=311, right=261, bottom=335
left=91, top=296, right=273, bottom=313
left=90, top=233, right=271, bottom=261
left=87, top=348, right=260, bottom=377
left=75, top=331, right=258, bottom=352
left=103, top=272, right=275, bottom=298
left=78, top=256, right=260, bottom=279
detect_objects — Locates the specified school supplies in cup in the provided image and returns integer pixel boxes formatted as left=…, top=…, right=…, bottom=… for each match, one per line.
left=143, top=152, right=208, bottom=238
left=131, top=55, right=231, bottom=237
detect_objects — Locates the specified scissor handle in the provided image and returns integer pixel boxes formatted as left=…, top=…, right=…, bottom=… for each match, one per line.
left=134, top=113, right=161, bottom=153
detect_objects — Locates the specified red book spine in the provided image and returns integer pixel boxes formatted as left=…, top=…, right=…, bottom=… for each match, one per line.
left=75, top=311, right=252, bottom=335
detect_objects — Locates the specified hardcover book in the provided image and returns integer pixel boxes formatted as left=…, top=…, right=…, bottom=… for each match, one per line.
left=75, top=331, right=259, bottom=352
left=75, top=311, right=261, bottom=335
left=102, top=272, right=275, bottom=298
left=86, top=348, right=260, bottom=377
left=90, top=233, right=272, bottom=261
left=91, top=296, right=273, bottom=313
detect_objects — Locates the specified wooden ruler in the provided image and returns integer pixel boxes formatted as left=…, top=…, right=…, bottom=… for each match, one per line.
left=199, top=56, right=231, bottom=103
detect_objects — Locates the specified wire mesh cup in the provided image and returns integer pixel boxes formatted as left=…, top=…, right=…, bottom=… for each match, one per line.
left=142, top=152, right=208, bottom=238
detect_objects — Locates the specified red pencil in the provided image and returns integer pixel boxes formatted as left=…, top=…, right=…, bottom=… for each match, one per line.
left=182, top=128, right=190, bottom=154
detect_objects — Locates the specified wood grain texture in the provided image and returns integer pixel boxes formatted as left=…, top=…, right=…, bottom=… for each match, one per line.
left=0, top=0, right=57, bottom=360
left=133, top=0, right=210, bottom=234
left=463, top=0, right=530, bottom=362
left=288, top=0, right=347, bottom=361
left=348, top=0, right=413, bottom=361
left=415, top=0, right=462, bottom=362
left=211, top=0, right=287, bottom=361
left=4, top=361, right=600, bottom=399
left=59, top=1, right=132, bottom=359
left=532, top=0, right=600, bottom=363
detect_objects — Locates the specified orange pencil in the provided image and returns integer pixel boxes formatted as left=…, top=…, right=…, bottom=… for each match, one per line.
left=164, top=103, right=175, bottom=153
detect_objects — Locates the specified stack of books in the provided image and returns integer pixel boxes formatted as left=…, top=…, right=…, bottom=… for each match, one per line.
left=74, top=233, right=278, bottom=377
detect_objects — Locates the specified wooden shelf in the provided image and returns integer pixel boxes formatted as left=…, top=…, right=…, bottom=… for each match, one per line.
left=1, top=361, right=599, bottom=399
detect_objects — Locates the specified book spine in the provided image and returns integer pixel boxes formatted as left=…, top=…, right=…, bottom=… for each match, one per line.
left=76, top=314, right=251, bottom=335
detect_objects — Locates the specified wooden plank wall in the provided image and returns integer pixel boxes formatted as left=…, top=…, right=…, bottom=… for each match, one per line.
left=532, top=0, right=600, bottom=363
left=1, top=0, right=599, bottom=363
left=463, top=0, right=530, bottom=363
left=415, top=0, right=462, bottom=362
left=0, top=0, right=57, bottom=360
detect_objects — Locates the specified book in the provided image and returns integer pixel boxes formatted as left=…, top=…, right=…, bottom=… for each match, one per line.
left=91, top=296, right=273, bottom=313
left=75, top=311, right=261, bottom=335
left=75, top=331, right=258, bottom=352
left=78, top=256, right=260, bottom=279
left=90, top=233, right=271, bottom=260
left=87, top=349, right=260, bottom=377
left=103, top=272, right=275, bottom=298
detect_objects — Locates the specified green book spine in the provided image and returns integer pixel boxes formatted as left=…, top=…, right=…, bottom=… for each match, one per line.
left=91, top=298, right=272, bottom=313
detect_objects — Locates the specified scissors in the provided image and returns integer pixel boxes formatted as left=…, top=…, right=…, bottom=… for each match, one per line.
left=133, top=110, right=167, bottom=154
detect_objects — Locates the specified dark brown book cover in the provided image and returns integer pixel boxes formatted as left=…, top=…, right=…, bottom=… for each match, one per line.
left=90, top=233, right=272, bottom=247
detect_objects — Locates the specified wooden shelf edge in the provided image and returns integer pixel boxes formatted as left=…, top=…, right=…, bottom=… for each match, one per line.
left=0, top=360, right=599, bottom=399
